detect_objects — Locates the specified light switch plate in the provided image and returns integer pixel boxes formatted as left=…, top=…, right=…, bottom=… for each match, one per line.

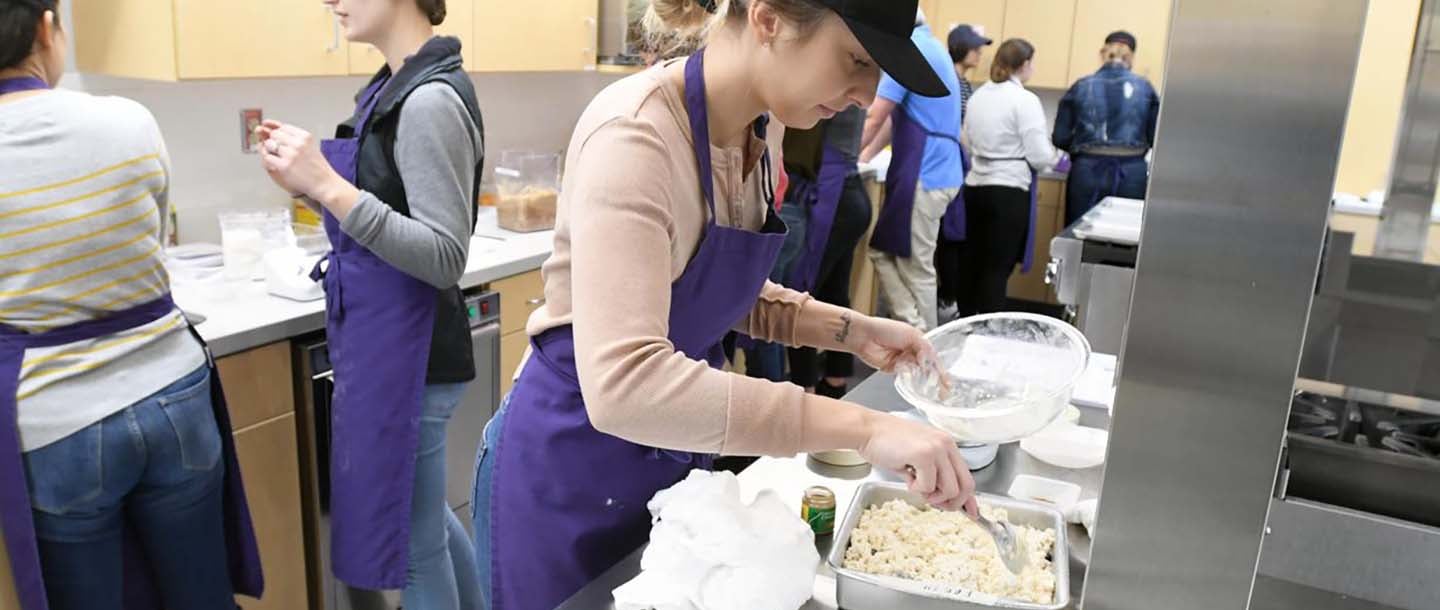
left=240, top=108, right=263, bottom=154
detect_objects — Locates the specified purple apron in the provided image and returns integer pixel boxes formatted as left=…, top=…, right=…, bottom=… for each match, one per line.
left=310, top=76, right=439, bottom=590
left=784, top=144, right=851, bottom=293
left=974, top=155, right=1041, bottom=273
left=869, top=107, right=965, bottom=258
left=940, top=146, right=973, bottom=242
left=485, top=48, right=787, bottom=610
left=0, top=76, right=262, bottom=610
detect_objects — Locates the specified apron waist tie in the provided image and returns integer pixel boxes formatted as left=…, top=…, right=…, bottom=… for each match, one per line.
left=310, top=253, right=342, bottom=322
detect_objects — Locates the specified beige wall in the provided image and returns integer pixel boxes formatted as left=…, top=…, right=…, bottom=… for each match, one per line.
left=60, top=71, right=622, bottom=245
left=1334, top=0, right=1422, bottom=197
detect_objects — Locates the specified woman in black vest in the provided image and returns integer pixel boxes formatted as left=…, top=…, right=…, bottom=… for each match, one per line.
left=257, top=1, right=485, bottom=609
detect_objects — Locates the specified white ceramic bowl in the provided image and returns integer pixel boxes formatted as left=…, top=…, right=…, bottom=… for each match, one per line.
left=895, top=313, right=1091, bottom=444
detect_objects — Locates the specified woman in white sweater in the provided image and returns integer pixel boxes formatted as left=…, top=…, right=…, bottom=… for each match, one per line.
left=959, top=38, right=1063, bottom=315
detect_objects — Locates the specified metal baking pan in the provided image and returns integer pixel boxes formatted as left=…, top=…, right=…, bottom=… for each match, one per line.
left=826, top=481, right=1070, bottom=610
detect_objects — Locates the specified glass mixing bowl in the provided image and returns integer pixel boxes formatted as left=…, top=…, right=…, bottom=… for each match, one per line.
left=896, top=313, right=1091, bottom=444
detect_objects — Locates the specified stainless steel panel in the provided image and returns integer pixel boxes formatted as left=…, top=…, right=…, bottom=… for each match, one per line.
left=828, top=482, right=1070, bottom=610
left=1258, top=497, right=1440, bottom=610
left=1081, top=1, right=1366, bottom=609
left=1298, top=241, right=1440, bottom=399
left=1294, top=377, right=1440, bottom=417
left=1377, top=0, right=1440, bottom=261
left=1283, top=433, right=1440, bottom=528
left=1250, top=575, right=1409, bottom=610
left=1076, top=263, right=1133, bottom=355
left=1049, top=235, right=1084, bottom=305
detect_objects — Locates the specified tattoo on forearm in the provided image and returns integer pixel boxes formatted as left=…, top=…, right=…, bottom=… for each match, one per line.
left=836, top=312, right=853, bottom=344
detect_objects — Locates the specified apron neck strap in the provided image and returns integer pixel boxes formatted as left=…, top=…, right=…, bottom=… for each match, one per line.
left=683, top=49, right=775, bottom=218
left=0, top=76, right=49, bottom=96
left=353, top=75, right=391, bottom=134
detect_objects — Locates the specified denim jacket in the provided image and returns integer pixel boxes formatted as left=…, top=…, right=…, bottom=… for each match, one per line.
left=1053, top=63, right=1160, bottom=154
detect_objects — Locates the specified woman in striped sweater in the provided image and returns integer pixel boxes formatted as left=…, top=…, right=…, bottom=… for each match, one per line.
left=0, top=1, right=249, bottom=608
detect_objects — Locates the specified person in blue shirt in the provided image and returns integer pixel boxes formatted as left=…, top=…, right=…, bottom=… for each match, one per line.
left=860, top=10, right=962, bottom=331
left=1052, top=30, right=1161, bottom=226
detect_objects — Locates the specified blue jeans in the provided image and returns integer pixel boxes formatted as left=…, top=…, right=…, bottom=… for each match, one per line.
left=22, top=366, right=233, bottom=610
left=405, top=382, right=483, bottom=610
left=1063, top=154, right=1149, bottom=226
left=471, top=393, right=509, bottom=609
left=745, top=200, right=809, bottom=381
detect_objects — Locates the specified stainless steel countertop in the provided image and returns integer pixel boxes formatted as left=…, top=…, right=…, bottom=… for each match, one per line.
left=553, top=372, right=1405, bottom=610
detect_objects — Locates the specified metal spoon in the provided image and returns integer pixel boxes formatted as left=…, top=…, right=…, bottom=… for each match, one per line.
left=904, top=465, right=1026, bottom=574
left=970, top=511, right=1027, bottom=575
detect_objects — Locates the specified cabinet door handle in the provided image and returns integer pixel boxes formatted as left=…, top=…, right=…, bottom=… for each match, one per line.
left=526, top=297, right=546, bottom=306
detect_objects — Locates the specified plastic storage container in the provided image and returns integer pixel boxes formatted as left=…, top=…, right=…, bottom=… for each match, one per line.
left=895, top=313, right=1091, bottom=444
left=495, top=151, right=560, bottom=232
left=1019, top=423, right=1108, bottom=469
left=219, top=208, right=295, bottom=281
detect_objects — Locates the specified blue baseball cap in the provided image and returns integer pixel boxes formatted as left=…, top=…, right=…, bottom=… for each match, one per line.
left=947, top=24, right=993, bottom=52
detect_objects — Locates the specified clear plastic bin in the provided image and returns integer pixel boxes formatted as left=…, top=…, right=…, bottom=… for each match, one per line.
left=494, top=151, right=560, bottom=232
left=219, top=208, right=294, bottom=281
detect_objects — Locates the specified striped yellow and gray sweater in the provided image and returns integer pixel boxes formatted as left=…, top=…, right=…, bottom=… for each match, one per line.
left=1, top=88, right=204, bottom=452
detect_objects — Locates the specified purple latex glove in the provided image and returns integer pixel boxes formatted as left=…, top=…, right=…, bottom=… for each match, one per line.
left=1053, top=153, right=1072, bottom=174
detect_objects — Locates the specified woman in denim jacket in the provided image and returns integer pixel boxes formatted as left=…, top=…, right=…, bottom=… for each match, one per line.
left=1052, top=30, right=1161, bottom=226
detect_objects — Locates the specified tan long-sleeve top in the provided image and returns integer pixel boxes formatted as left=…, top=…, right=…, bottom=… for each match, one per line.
left=525, top=59, right=855, bottom=457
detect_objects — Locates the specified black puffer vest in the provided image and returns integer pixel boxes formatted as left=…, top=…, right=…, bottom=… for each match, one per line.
left=336, top=36, right=484, bottom=383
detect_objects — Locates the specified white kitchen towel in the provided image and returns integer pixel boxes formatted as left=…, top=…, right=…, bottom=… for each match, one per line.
left=611, top=470, right=819, bottom=610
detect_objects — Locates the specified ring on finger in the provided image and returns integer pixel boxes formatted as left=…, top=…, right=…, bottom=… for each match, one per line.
left=266, top=140, right=281, bottom=154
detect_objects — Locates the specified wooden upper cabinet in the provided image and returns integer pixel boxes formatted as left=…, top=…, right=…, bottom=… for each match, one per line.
left=927, top=0, right=1007, bottom=85
left=1000, top=0, right=1077, bottom=90
left=350, top=0, right=477, bottom=75
left=174, top=0, right=349, bottom=79
left=1067, top=0, right=1173, bottom=91
left=74, top=0, right=602, bottom=78
left=72, top=0, right=349, bottom=80
left=71, top=0, right=179, bottom=81
left=473, top=0, right=597, bottom=72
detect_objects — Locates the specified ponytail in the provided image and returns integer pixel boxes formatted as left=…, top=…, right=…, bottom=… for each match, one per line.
left=990, top=38, right=1035, bottom=83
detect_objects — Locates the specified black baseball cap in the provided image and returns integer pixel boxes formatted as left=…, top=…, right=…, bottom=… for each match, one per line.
left=1105, top=30, right=1137, bottom=52
left=947, top=24, right=993, bottom=52
left=817, top=0, right=950, bottom=98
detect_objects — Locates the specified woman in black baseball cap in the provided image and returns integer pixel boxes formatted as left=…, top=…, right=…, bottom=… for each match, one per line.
left=472, top=1, right=972, bottom=608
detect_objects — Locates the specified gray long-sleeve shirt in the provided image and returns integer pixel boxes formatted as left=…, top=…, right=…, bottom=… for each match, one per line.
left=340, top=82, right=481, bottom=288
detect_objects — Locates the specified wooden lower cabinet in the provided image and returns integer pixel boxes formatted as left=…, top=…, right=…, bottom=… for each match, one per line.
left=849, top=177, right=886, bottom=317
left=218, top=341, right=296, bottom=431
left=1007, top=178, right=1066, bottom=304
left=214, top=342, right=307, bottom=609
left=494, top=270, right=546, bottom=336
left=233, top=413, right=308, bottom=610
left=0, top=534, right=16, bottom=610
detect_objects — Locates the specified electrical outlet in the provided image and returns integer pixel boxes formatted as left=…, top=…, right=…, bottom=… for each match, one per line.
left=240, top=108, right=264, bottom=154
